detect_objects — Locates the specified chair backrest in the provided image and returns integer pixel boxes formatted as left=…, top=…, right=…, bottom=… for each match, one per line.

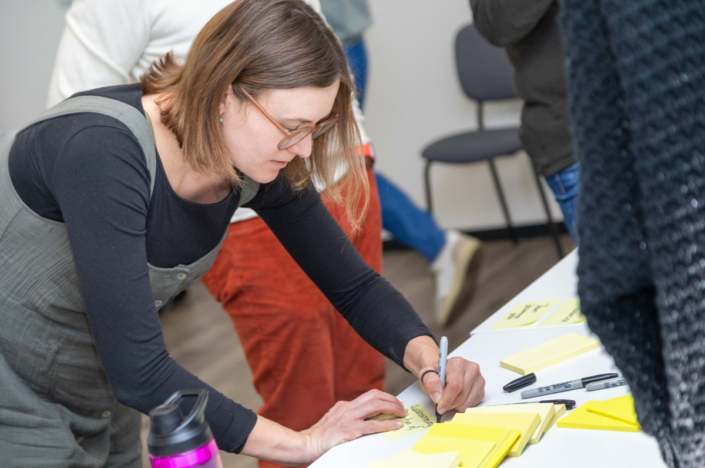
left=455, top=24, right=517, bottom=102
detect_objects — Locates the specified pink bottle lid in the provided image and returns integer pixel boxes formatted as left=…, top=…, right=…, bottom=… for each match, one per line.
left=149, top=439, right=221, bottom=468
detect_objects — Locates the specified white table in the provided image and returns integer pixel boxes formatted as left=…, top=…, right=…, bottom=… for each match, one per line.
left=471, top=250, right=580, bottom=334
left=311, top=249, right=666, bottom=467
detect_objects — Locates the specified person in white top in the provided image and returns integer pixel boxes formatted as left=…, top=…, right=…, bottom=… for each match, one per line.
left=47, top=3, right=386, bottom=468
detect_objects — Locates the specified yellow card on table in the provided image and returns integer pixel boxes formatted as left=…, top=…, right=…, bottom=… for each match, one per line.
left=543, top=404, right=566, bottom=434
left=374, top=403, right=435, bottom=442
left=452, top=412, right=540, bottom=457
left=586, top=395, right=640, bottom=427
left=413, top=436, right=494, bottom=468
left=500, top=332, right=600, bottom=375
left=491, top=300, right=560, bottom=329
left=368, top=449, right=462, bottom=468
left=539, top=299, right=585, bottom=327
left=463, top=403, right=555, bottom=444
left=557, top=401, right=641, bottom=432
left=426, top=422, right=520, bottom=468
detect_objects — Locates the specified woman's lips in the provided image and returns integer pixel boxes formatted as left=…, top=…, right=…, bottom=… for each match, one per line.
left=270, top=160, right=288, bottom=168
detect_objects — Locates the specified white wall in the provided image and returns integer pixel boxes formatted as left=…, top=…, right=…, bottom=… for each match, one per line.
left=0, top=1, right=68, bottom=130
left=364, top=0, right=562, bottom=231
left=0, top=0, right=561, bottom=231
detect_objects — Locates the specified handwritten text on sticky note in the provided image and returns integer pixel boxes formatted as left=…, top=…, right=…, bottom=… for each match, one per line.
left=539, top=299, right=585, bottom=327
left=492, top=300, right=560, bottom=329
left=372, top=403, right=435, bottom=442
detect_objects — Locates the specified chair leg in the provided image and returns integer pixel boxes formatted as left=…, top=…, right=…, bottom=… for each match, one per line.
left=424, top=159, right=434, bottom=214
left=488, top=159, right=518, bottom=244
left=531, top=165, right=564, bottom=259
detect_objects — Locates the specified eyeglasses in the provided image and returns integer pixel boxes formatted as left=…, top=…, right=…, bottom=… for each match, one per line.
left=237, top=85, right=342, bottom=150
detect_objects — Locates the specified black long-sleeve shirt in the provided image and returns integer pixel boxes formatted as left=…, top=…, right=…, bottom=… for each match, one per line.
left=8, top=84, right=432, bottom=453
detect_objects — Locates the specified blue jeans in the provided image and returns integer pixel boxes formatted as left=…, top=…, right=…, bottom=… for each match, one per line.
left=544, top=162, right=580, bottom=244
left=376, top=173, right=446, bottom=262
left=345, top=39, right=368, bottom=108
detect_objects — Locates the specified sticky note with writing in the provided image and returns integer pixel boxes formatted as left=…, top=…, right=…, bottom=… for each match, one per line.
left=371, top=403, right=435, bottom=442
left=492, top=300, right=560, bottom=329
left=539, top=299, right=585, bottom=327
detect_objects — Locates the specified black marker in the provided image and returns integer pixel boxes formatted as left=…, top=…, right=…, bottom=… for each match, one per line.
left=521, top=373, right=618, bottom=399
left=503, top=373, right=536, bottom=393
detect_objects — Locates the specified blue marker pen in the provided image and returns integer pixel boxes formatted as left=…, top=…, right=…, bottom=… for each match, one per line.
left=436, top=336, right=448, bottom=423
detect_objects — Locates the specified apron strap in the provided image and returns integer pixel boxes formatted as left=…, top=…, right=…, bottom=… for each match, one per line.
left=25, top=95, right=259, bottom=207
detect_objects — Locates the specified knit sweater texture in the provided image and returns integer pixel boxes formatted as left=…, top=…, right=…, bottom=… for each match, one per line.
left=559, top=1, right=705, bottom=466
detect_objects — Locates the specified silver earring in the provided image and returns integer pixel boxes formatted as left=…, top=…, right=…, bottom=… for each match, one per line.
left=220, top=116, right=224, bottom=126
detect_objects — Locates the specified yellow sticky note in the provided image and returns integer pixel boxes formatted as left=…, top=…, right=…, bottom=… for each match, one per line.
left=500, top=333, right=600, bottom=375
left=543, top=404, right=566, bottom=434
left=463, top=403, right=555, bottom=444
left=586, top=395, right=640, bottom=427
left=413, top=436, right=494, bottom=468
left=368, top=449, right=462, bottom=468
left=426, top=422, right=520, bottom=468
left=557, top=402, right=641, bottom=432
left=492, top=300, right=560, bottom=329
left=539, top=299, right=585, bottom=327
left=376, top=403, right=435, bottom=442
left=452, top=412, right=540, bottom=457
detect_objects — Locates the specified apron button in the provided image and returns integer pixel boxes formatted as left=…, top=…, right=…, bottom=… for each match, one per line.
left=101, top=410, right=112, bottom=418
left=154, top=300, right=163, bottom=308
left=177, top=272, right=187, bottom=280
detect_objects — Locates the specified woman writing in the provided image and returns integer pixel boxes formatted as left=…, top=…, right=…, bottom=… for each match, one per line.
left=0, top=1, right=484, bottom=466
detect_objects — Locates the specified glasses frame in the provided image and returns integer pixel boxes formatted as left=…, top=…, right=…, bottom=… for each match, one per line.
left=236, top=85, right=342, bottom=150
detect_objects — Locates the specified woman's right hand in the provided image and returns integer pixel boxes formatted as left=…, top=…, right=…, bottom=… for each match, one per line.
left=301, top=389, right=408, bottom=462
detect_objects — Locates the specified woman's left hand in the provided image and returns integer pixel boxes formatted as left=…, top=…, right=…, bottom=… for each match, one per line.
left=404, top=336, right=485, bottom=416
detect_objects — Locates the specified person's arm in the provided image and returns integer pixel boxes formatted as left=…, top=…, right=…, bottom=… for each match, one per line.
left=247, top=177, right=485, bottom=412
left=470, top=0, right=555, bottom=46
left=47, top=0, right=150, bottom=107
left=52, top=125, right=259, bottom=452
left=242, top=389, right=406, bottom=464
left=248, top=176, right=432, bottom=367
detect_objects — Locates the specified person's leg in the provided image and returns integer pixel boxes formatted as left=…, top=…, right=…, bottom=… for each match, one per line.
left=543, top=162, right=580, bottom=244
left=375, top=172, right=446, bottom=262
left=202, top=219, right=336, bottom=468
left=201, top=177, right=387, bottom=468
left=344, top=38, right=368, bottom=109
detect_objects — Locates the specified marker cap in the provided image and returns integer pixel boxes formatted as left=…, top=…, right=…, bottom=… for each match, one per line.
left=503, top=373, right=537, bottom=392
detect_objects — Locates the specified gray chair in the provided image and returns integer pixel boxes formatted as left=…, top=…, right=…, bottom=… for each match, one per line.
left=422, top=24, right=563, bottom=258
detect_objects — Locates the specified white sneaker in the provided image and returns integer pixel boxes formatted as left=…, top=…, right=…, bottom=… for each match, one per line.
left=431, top=230, right=483, bottom=327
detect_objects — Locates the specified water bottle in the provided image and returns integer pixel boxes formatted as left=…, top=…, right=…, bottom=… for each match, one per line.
left=148, top=389, right=223, bottom=468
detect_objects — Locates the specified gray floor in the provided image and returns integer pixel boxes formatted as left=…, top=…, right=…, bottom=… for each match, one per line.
left=141, top=235, right=574, bottom=467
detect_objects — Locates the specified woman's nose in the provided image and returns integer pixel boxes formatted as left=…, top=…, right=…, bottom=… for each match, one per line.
left=287, top=133, right=313, bottom=158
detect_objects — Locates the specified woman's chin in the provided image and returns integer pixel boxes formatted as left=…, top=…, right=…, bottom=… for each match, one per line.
left=247, top=169, right=280, bottom=185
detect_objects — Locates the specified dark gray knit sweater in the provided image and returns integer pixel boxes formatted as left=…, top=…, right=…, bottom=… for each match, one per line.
left=559, top=1, right=705, bottom=466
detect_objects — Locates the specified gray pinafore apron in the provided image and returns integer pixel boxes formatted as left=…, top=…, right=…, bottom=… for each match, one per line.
left=0, top=96, right=258, bottom=468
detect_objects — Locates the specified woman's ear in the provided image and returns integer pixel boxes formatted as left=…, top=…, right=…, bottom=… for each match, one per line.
left=219, top=86, right=233, bottom=117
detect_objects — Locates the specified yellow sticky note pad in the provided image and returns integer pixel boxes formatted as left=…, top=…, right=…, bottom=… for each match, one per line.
left=426, top=422, right=520, bottom=468
left=543, top=404, right=566, bottom=434
left=500, top=333, right=600, bottom=375
left=557, top=402, right=641, bottom=432
left=452, top=412, right=540, bottom=457
left=413, top=436, right=494, bottom=468
left=376, top=403, right=435, bottom=442
left=368, top=449, right=462, bottom=468
left=539, top=299, right=585, bottom=327
left=492, top=300, right=560, bottom=329
left=463, top=403, right=555, bottom=444
left=586, top=395, right=640, bottom=427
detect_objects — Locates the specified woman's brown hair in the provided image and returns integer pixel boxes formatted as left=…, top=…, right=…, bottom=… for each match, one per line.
left=140, top=0, right=368, bottom=229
